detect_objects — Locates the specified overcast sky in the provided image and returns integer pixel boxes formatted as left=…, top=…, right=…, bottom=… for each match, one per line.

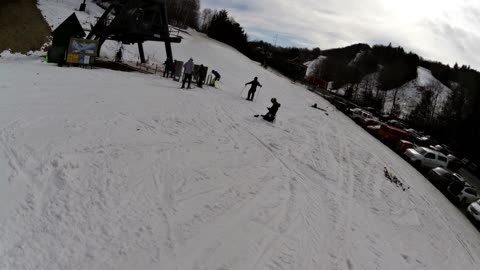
left=202, top=0, right=480, bottom=69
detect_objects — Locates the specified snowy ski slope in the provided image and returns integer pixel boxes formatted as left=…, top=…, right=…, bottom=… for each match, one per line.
left=1, top=1, right=480, bottom=269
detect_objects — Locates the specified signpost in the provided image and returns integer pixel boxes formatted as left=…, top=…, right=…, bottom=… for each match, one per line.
left=66, top=38, right=99, bottom=66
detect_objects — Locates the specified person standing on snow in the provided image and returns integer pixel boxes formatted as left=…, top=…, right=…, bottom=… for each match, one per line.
left=170, top=60, right=176, bottom=78
left=245, top=77, right=262, bottom=101
left=197, top=64, right=206, bottom=88
left=163, top=57, right=172, bottom=77
left=182, top=58, right=194, bottom=88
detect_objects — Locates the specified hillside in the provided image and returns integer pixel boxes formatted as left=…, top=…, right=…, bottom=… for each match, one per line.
left=1, top=1, right=480, bottom=270
left=306, top=46, right=453, bottom=117
left=0, top=0, right=50, bottom=53
left=327, top=67, right=452, bottom=117
left=383, top=67, right=452, bottom=116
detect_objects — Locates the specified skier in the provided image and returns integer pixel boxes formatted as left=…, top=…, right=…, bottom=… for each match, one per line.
left=255, top=98, right=280, bottom=122
left=182, top=58, right=194, bottom=89
left=209, top=70, right=221, bottom=87
left=163, top=57, right=172, bottom=78
left=245, top=77, right=262, bottom=101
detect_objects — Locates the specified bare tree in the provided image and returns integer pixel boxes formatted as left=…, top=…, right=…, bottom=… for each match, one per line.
left=201, top=8, right=213, bottom=31
left=390, top=87, right=401, bottom=115
left=426, top=81, right=444, bottom=120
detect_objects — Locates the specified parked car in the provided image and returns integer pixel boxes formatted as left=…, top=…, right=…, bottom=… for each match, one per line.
left=349, top=108, right=375, bottom=125
left=395, top=140, right=415, bottom=154
left=404, top=147, right=448, bottom=169
left=461, top=159, right=480, bottom=176
left=466, top=199, right=480, bottom=223
left=332, top=99, right=349, bottom=112
left=426, top=167, right=465, bottom=190
left=379, top=114, right=391, bottom=122
left=362, top=118, right=382, bottom=128
left=366, top=124, right=382, bottom=137
left=415, top=135, right=438, bottom=147
left=386, top=119, right=408, bottom=129
left=446, top=155, right=463, bottom=171
left=447, top=182, right=480, bottom=206
left=405, top=128, right=423, bottom=138
left=378, top=124, right=412, bottom=145
left=429, top=144, right=452, bottom=155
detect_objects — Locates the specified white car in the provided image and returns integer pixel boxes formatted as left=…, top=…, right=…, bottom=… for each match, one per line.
left=447, top=182, right=480, bottom=205
left=467, top=199, right=480, bottom=223
left=404, top=147, right=448, bottom=169
left=349, top=108, right=374, bottom=124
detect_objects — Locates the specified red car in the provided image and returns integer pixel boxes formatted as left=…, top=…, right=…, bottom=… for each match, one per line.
left=362, top=118, right=381, bottom=128
left=366, top=124, right=382, bottom=137
left=396, top=140, right=415, bottom=154
left=378, top=124, right=412, bottom=145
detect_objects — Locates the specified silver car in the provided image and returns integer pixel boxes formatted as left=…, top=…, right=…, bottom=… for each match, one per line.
left=467, top=199, right=480, bottom=223
left=405, top=147, right=448, bottom=169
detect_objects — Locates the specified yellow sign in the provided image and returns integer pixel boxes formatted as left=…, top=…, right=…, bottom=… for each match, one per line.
left=66, top=53, right=80, bottom=64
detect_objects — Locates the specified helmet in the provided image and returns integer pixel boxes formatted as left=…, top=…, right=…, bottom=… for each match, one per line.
left=271, top=98, right=277, bottom=103
left=254, top=77, right=258, bottom=80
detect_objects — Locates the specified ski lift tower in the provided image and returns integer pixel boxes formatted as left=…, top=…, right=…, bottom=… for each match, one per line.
left=87, top=0, right=181, bottom=63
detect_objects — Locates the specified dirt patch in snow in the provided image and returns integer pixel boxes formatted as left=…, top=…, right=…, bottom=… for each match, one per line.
left=0, top=0, right=50, bottom=53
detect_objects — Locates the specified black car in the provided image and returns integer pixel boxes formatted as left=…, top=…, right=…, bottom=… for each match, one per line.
left=426, top=167, right=465, bottom=191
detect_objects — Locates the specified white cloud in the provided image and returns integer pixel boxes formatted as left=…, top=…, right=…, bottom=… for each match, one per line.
left=202, top=0, right=480, bottom=69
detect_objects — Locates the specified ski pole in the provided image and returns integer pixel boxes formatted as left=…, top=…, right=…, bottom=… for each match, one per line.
left=255, top=87, right=262, bottom=101
left=239, top=85, right=247, bottom=97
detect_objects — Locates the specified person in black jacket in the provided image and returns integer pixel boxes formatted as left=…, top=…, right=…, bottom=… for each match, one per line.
left=163, top=57, right=172, bottom=77
left=197, top=65, right=206, bottom=88
left=245, top=77, right=262, bottom=101
left=262, top=98, right=280, bottom=122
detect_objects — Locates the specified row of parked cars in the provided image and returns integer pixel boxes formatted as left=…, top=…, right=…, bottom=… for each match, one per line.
left=427, top=166, right=480, bottom=224
left=326, top=96, right=480, bottom=226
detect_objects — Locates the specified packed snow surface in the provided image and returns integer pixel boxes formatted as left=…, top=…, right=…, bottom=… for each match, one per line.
left=1, top=1, right=480, bottom=269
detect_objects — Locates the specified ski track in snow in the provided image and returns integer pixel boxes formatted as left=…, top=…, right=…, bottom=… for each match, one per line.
left=1, top=1, right=480, bottom=269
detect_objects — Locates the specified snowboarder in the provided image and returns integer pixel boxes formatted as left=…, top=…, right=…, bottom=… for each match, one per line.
left=163, top=57, right=172, bottom=78
left=182, top=58, right=194, bottom=88
left=255, top=98, right=280, bottom=122
left=245, top=77, right=262, bottom=101
left=209, top=70, right=221, bottom=87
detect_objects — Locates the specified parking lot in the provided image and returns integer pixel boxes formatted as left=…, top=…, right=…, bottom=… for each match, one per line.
left=317, top=90, right=480, bottom=229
